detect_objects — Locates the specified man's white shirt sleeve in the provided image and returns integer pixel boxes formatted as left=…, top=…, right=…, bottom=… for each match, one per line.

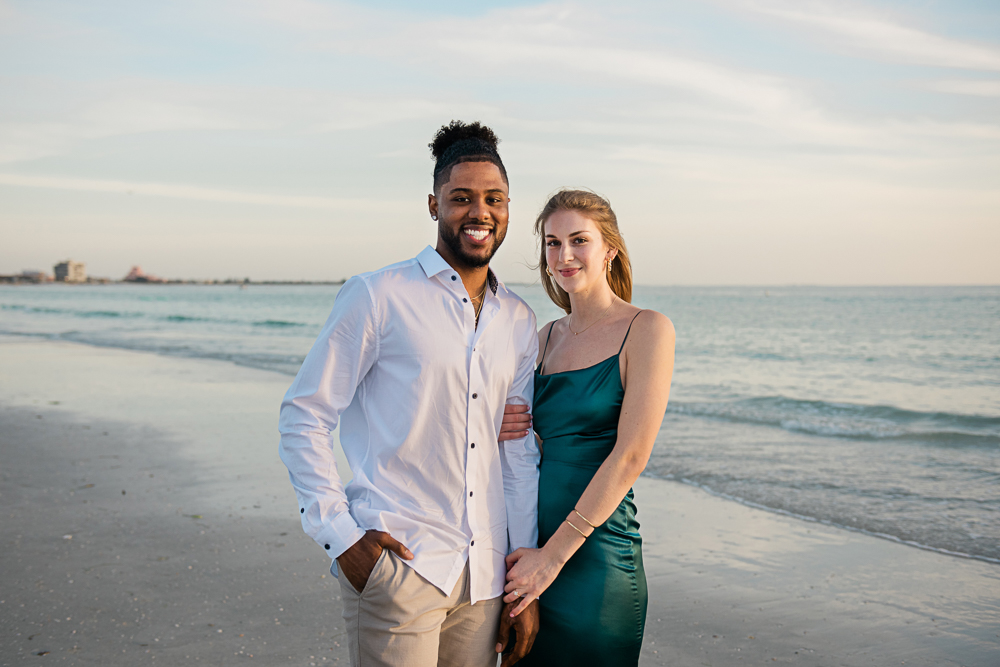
left=500, top=321, right=541, bottom=553
left=278, top=277, right=374, bottom=559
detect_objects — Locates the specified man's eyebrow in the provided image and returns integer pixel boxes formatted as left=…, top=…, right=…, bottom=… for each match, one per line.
left=448, top=187, right=507, bottom=195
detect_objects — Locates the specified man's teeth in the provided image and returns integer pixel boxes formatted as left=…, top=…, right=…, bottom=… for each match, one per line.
left=465, top=229, right=490, bottom=241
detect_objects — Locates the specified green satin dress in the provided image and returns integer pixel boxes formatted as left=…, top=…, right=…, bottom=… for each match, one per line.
left=521, top=314, right=647, bottom=666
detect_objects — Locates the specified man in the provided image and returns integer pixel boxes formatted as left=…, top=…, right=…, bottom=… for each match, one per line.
left=279, top=121, right=540, bottom=667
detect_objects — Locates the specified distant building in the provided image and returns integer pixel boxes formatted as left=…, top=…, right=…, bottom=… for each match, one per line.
left=54, top=260, right=86, bottom=283
left=123, top=266, right=166, bottom=283
left=0, top=270, right=49, bottom=284
left=20, top=270, right=52, bottom=283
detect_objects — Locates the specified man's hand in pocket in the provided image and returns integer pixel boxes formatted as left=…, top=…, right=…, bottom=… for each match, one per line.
left=336, top=529, right=413, bottom=591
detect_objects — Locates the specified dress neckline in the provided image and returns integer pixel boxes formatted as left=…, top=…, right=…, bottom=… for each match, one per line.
left=536, top=352, right=620, bottom=378
left=536, top=311, right=643, bottom=377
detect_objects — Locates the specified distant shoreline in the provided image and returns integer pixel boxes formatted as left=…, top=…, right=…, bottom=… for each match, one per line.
left=2, top=279, right=998, bottom=288
left=0, top=278, right=347, bottom=286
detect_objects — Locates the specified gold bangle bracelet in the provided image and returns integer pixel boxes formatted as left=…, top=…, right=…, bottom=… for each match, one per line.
left=564, top=519, right=588, bottom=538
left=573, top=509, right=597, bottom=528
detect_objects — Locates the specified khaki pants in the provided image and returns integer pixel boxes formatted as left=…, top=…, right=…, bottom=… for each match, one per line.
left=339, top=550, right=503, bottom=667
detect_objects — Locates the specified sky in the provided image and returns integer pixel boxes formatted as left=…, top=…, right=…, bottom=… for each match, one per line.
left=1, top=0, right=998, bottom=284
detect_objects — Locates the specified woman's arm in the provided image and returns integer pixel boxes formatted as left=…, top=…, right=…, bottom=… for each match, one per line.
left=503, top=310, right=675, bottom=616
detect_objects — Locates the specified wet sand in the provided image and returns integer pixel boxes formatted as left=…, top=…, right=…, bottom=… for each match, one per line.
left=1, top=336, right=997, bottom=666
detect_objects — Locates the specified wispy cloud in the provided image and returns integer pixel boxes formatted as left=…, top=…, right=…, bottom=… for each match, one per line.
left=0, top=79, right=271, bottom=163
left=0, top=173, right=407, bottom=211
left=221, top=0, right=798, bottom=115
left=441, top=40, right=796, bottom=115
left=923, top=79, right=1000, bottom=98
left=220, top=0, right=360, bottom=35
left=285, top=2, right=871, bottom=148
left=430, top=13, right=1000, bottom=153
left=0, top=76, right=497, bottom=164
left=247, top=1, right=997, bottom=152
left=738, top=0, right=1000, bottom=71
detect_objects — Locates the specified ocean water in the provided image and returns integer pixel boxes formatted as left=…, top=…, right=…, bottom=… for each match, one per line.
left=2, top=283, right=998, bottom=563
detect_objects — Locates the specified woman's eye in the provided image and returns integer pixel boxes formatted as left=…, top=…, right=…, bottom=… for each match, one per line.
left=546, top=240, right=559, bottom=247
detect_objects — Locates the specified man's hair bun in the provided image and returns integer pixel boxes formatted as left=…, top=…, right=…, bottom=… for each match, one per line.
left=429, top=120, right=507, bottom=191
left=429, top=121, right=500, bottom=160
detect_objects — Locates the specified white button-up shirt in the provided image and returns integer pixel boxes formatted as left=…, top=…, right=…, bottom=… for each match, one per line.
left=279, top=246, right=540, bottom=603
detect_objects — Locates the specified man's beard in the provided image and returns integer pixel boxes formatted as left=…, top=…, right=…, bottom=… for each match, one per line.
left=439, top=223, right=506, bottom=269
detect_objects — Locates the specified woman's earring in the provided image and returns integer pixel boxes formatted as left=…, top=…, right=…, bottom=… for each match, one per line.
left=607, top=257, right=614, bottom=273
left=545, top=267, right=553, bottom=277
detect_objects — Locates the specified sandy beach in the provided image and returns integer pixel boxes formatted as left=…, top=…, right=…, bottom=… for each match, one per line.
left=1, top=336, right=997, bottom=666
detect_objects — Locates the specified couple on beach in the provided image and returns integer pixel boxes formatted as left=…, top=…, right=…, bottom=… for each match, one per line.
left=278, top=121, right=675, bottom=666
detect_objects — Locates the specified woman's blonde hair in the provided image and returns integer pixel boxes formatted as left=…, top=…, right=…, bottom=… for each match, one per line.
left=535, top=189, right=633, bottom=314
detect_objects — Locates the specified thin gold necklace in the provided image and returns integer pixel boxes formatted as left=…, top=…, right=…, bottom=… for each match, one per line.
left=472, top=283, right=488, bottom=325
left=569, top=296, right=617, bottom=336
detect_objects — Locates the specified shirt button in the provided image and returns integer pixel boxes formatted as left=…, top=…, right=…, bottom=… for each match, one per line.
left=469, top=491, right=473, bottom=497
left=324, top=544, right=330, bottom=550
left=463, top=298, right=468, bottom=303
left=471, top=540, right=475, bottom=546
left=472, top=393, right=478, bottom=399
left=471, top=443, right=476, bottom=449
left=300, top=508, right=304, bottom=514
left=451, top=275, right=457, bottom=281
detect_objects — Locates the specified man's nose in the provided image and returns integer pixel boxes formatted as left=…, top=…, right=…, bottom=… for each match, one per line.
left=468, top=199, right=490, bottom=221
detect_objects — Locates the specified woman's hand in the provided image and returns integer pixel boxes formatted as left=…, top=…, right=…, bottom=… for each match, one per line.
left=502, top=547, right=562, bottom=617
left=498, top=403, right=532, bottom=442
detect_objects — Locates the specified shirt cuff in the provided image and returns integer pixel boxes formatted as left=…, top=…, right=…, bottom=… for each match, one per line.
left=314, top=511, right=366, bottom=560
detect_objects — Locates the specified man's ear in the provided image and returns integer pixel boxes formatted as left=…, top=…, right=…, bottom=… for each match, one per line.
left=428, top=193, right=439, bottom=219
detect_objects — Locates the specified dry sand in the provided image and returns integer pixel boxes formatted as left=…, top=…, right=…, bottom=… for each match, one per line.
left=1, top=336, right=997, bottom=666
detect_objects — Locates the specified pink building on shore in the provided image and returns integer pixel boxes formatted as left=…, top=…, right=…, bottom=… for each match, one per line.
left=123, top=266, right=166, bottom=283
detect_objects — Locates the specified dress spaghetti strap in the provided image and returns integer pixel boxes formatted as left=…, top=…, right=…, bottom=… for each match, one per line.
left=538, top=322, right=555, bottom=374
left=618, top=312, right=643, bottom=355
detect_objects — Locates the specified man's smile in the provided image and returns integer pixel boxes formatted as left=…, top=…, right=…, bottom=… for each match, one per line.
left=463, top=226, right=493, bottom=245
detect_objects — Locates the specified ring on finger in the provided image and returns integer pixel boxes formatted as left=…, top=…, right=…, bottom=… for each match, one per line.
left=513, top=590, right=521, bottom=598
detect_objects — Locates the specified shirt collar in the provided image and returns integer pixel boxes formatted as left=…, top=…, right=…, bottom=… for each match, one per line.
left=417, top=245, right=501, bottom=295
left=417, top=245, right=452, bottom=279
left=487, top=270, right=501, bottom=296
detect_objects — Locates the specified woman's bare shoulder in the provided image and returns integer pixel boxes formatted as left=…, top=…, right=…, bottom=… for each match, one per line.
left=622, top=310, right=675, bottom=391
left=628, top=309, right=675, bottom=349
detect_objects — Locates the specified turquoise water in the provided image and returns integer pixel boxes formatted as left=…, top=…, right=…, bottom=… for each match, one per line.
left=2, top=283, right=998, bottom=563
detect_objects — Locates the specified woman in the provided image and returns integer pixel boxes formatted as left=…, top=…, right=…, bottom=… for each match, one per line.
left=499, top=190, right=674, bottom=665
